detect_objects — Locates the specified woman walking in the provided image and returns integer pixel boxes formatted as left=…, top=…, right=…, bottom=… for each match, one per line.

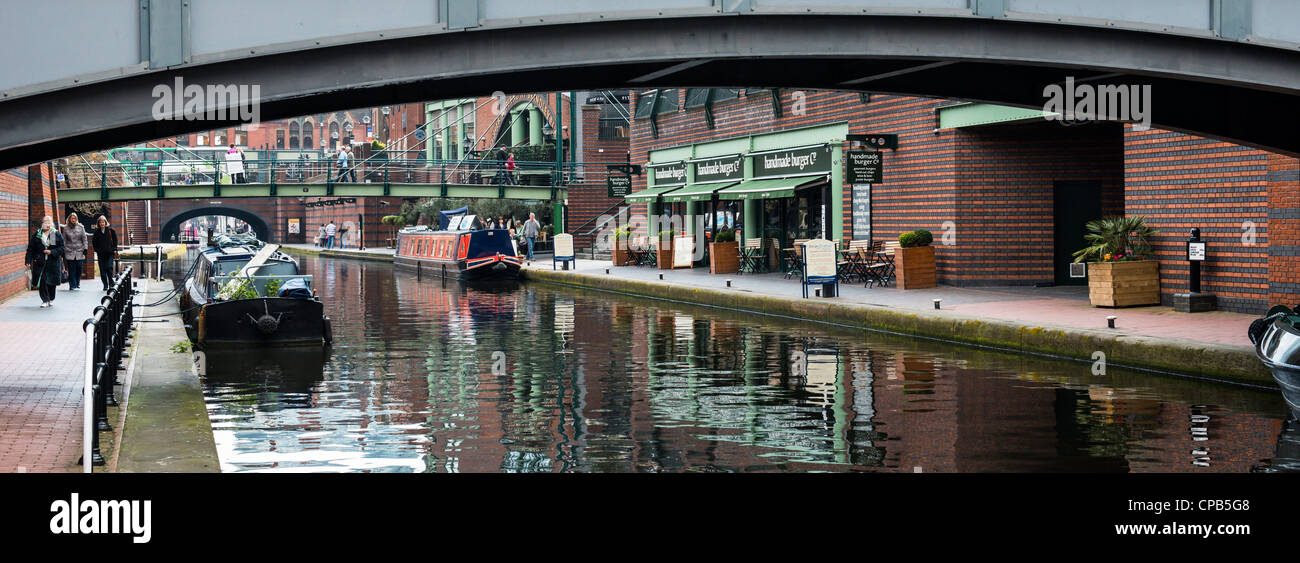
left=90, top=215, right=119, bottom=292
left=60, top=212, right=88, bottom=290
left=25, top=215, right=64, bottom=308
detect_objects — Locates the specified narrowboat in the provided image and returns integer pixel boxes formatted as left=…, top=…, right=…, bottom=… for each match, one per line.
left=1249, top=305, right=1300, bottom=419
left=180, top=237, right=332, bottom=347
left=394, top=209, right=522, bottom=285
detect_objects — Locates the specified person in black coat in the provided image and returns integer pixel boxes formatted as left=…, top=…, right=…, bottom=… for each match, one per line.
left=90, top=215, right=119, bottom=292
left=25, top=215, right=64, bottom=308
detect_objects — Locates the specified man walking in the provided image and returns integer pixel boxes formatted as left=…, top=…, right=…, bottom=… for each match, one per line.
left=325, top=220, right=337, bottom=249
left=522, top=212, right=541, bottom=264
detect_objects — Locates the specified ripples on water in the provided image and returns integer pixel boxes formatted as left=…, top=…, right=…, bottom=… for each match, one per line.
left=170, top=251, right=1291, bottom=473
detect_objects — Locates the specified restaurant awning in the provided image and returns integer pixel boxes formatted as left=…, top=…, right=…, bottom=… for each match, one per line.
left=624, top=185, right=682, bottom=202
left=660, top=181, right=738, bottom=203
left=716, top=175, right=827, bottom=200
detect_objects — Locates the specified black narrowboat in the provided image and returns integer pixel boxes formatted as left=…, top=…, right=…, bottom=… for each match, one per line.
left=394, top=211, right=522, bottom=285
left=1249, top=305, right=1300, bottom=419
left=180, top=237, right=332, bottom=347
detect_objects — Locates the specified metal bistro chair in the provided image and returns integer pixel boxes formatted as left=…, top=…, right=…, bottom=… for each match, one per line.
left=630, top=236, right=651, bottom=266
left=865, top=241, right=899, bottom=287
left=739, top=237, right=765, bottom=274
left=782, top=247, right=805, bottom=280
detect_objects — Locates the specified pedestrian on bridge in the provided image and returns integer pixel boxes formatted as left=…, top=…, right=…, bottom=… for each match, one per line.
left=226, top=144, right=246, bottom=184
left=337, top=145, right=356, bottom=183
left=90, top=216, right=118, bottom=292
left=59, top=212, right=87, bottom=291
left=25, top=216, right=64, bottom=308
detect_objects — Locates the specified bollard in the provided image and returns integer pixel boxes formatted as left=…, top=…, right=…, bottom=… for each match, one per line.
left=659, top=273, right=663, bottom=280
left=1107, top=315, right=1116, bottom=329
left=933, top=298, right=942, bottom=310
left=726, top=279, right=732, bottom=288
left=606, top=268, right=610, bottom=275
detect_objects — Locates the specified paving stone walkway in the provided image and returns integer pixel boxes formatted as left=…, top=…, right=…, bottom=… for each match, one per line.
left=0, top=280, right=118, bottom=473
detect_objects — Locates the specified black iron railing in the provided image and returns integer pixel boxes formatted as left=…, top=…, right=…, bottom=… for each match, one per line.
left=80, top=266, right=134, bottom=471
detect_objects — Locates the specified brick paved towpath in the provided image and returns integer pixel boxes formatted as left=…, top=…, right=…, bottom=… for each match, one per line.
left=0, top=280, right=116, bottom=473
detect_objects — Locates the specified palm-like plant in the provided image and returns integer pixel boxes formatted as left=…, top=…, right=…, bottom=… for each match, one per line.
left=1072, top=216, right=1157, bottom=263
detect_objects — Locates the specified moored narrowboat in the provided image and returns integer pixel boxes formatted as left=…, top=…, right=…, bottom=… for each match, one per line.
left=1249, top=305, right=1300, bottom=419
left=394, top=211, right=522, bottom=285
left=180, top=237, right=331, bottom=347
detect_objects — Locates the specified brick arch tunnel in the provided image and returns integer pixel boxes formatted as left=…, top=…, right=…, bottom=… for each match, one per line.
left=159, top=205, right=273, bottom=244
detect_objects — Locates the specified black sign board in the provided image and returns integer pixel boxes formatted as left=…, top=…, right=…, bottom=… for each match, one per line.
left=751, top=145, right=831, bottom=179
left=607, top=164, right=642, bottom=176
left=586, top=92, right=631, bottom=105
left=846, top=150, right=883, bottom=184
left=648, top=162, right=687, bottom=187
left=693, top=155, right=744, bottom=184
left=848, top=134, right=898, bottom=150
left=607, top=174, right=632, bottom=198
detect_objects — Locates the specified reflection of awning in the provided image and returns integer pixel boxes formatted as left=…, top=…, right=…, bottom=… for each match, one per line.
left=716, top=175, right=827, bottom=200
left=624, top=185, right=682, bottom=202
left=661, top=181, right=738, bottom=203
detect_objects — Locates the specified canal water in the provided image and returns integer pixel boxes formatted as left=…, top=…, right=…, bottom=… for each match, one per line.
left=164, top=249, right=1293, bottom=473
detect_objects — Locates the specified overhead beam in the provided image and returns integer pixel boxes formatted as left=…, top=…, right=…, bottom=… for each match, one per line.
left=839, top=61, right=956, bottom=86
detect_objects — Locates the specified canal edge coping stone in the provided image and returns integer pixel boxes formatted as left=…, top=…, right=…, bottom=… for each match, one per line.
left=521, top=268, right=1271, bottom=386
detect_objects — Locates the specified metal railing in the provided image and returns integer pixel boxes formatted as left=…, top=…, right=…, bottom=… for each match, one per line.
left=57, top=158, right=619, bottom=193
left=81, top=265, right=134, bottom=472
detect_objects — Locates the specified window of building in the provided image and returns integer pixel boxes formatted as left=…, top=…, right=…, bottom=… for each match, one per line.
left=276, top=130, right=285, bottom=149
left=655, top=89, right=679, bottom=114
left=634, top=90, right=658, bottom=120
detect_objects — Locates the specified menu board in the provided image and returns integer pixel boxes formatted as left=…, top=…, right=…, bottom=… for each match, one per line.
left=803, top=239, right=837, bottom=282
left=553, top=233, right=574, bottom=259
left=672, top=235, right=694, bottom=268
left=607, top=175, right=632, bottom=198
left=851, top=184, right=871, bottom=240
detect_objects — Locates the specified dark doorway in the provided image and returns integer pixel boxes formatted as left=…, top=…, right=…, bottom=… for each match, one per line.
left=1053, top=181, right=1103, bottom=285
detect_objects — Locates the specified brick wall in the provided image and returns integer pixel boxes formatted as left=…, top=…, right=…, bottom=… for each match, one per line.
left=569, top=104, right=630, bottom=248
left=945, top=121, right=1124, bottom=286
left=1124, top=128, right=1272, bottom=313
left=0, top=169, right=31, bottom=301
left=1268, top=151, right=1300, bottom=311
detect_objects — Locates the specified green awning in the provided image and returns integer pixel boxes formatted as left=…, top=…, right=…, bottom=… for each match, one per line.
left=624, top=185, right=682, bottom=202
left=661, top=181, right=737, bottom=203
left=716, top=176, right=826, bottom=200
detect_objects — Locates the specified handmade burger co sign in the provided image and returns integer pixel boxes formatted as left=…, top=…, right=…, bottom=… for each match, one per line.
left=693, top=155, right=744, bottom=184
left=752, top=145, right=831, bottom=178
left=649, top=162, right=687, bottom=187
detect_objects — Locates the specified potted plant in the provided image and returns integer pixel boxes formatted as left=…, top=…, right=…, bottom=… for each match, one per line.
left=612, top=227, right=632, bottom=266
left=1073, top=216, right=1160, bottom=307
left=895, top=229, right=936, bottom=289
left=709, top=229, right=739, bottom=274
left=656, top=229, right=676, bottom=269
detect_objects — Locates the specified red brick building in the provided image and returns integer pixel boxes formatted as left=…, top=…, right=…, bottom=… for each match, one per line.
left=623, top=89, right=1299, bottom=314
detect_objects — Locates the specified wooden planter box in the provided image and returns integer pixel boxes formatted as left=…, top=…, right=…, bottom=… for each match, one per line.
left=1088, top=260, right=1160, bottom=307
left=709, top=241, right=739, bottom=274
left=895, top=245, right=936, bottom=289
left=656, top=244, right=673, bottom=269
left=612, top=243, right=631, bottom=266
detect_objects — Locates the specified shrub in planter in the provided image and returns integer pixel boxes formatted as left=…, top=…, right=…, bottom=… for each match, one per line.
left=895, top=229, right=936, bottom=289
left=1073, top=216, right=1160, bottom=307
left=612, top=227, right=632, bottom=266
left=709, top=229, right=739, bottom=274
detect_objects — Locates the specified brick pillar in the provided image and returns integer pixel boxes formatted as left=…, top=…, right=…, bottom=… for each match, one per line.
left=1268, top=152, right=1300, bottom=308
left=27, top=164, right=57, bottom=231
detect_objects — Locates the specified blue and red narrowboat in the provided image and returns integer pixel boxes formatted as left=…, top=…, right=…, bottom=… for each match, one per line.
left=394, top=213, right=522, bottom=284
